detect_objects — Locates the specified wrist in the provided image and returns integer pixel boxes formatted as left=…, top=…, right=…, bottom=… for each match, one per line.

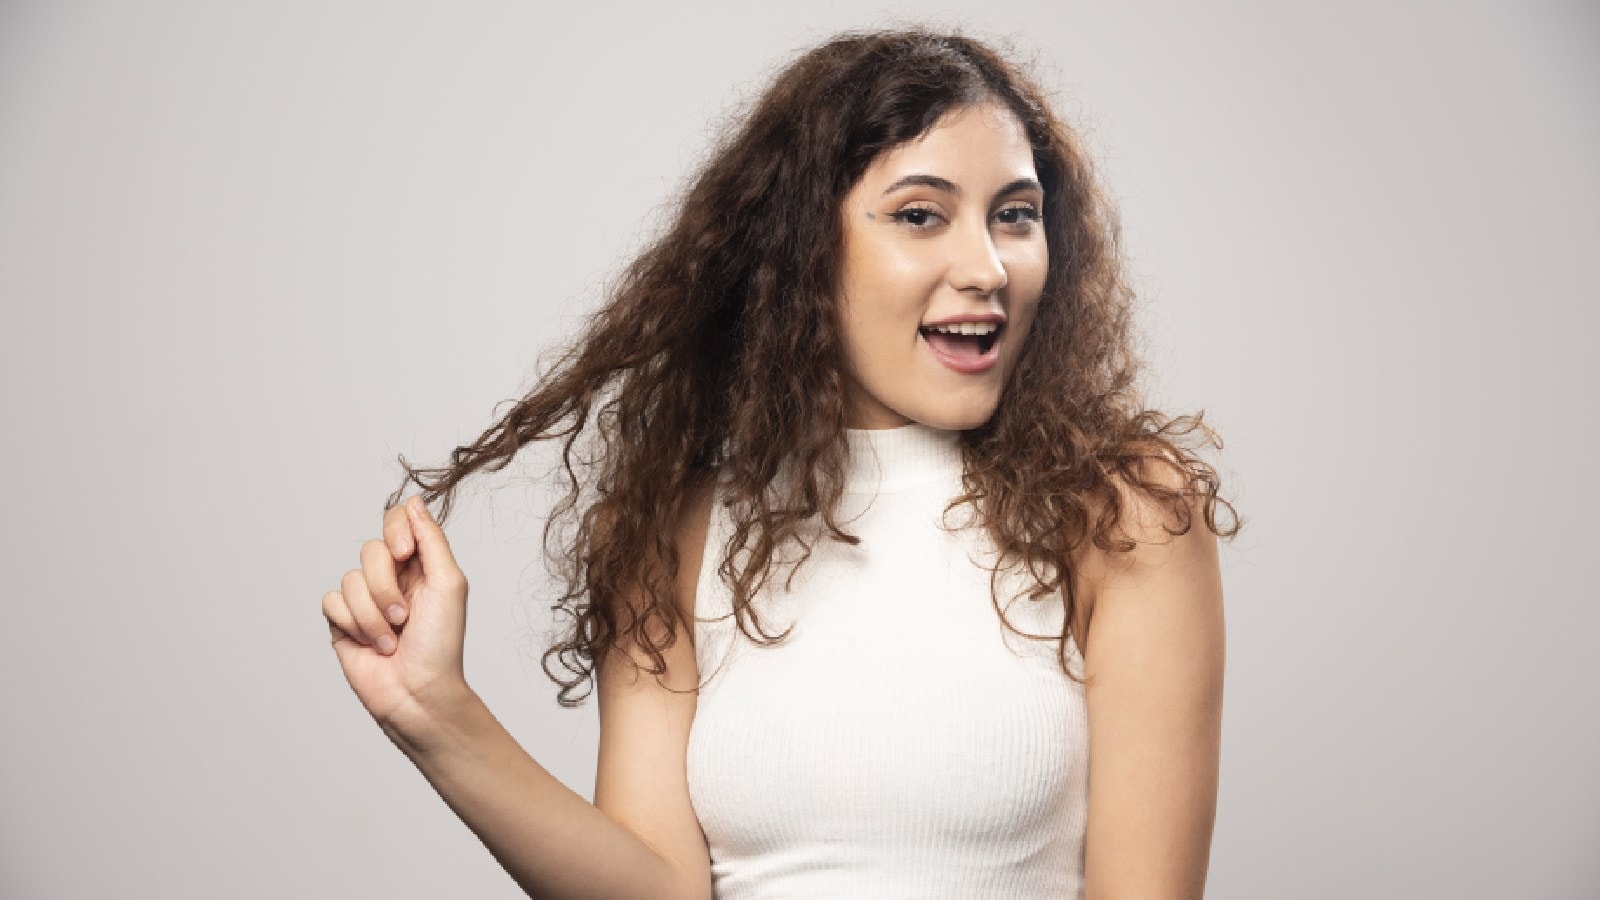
left=379, top=678, right=483, bottom=758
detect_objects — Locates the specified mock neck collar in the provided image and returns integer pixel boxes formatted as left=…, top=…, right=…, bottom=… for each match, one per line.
left=841, top=423, right=964, bottom=493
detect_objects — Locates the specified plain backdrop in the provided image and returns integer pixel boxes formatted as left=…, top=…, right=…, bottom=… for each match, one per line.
left=2, top=1, right=1596, bottom=897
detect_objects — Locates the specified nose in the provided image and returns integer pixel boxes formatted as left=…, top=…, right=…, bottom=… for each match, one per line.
left=947, top=223, right=1008, bottom=295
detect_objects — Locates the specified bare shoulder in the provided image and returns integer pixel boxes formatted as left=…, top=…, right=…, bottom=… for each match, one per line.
left=1073, top=447, right=1220, bottom=609
left=673, top=478, right=718, bottom=623
left=1072, top=448, right=1225, bottom=684
left=601, top=477, right=717, bottom=682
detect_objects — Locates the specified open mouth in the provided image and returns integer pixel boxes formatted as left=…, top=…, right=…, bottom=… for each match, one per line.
left=918, top=322, right=1003, bottom=359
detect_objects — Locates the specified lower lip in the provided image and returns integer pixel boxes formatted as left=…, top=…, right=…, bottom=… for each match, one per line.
left=920, top=330, right=1002, bottom=374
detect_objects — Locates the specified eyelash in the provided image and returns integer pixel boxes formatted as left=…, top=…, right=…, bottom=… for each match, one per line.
left=887, top=203, right=1042, bottom=232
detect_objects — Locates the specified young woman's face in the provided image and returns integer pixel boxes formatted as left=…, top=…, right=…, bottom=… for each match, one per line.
left=835, top=101, right=1048, bottom=431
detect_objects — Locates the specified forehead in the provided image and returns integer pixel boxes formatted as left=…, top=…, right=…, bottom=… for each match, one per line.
left=857, top=102, right=1037, bottom=186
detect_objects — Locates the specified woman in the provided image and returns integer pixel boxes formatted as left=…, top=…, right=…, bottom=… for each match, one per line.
left=322, top=29, right=1236, bottom=899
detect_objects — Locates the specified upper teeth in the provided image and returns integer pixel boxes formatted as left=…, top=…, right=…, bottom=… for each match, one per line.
left=926, top=322, right=999, bottom=335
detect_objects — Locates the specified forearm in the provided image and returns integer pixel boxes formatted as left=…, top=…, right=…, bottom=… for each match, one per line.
left=385, top=686, right=694, bottom=900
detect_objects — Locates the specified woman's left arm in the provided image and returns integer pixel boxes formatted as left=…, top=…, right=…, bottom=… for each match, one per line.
left=1078, top=479, right=1227, bottom=900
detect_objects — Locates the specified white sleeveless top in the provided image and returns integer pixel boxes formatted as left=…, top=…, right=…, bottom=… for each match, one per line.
left=686, top=423, right=1090, bottom=898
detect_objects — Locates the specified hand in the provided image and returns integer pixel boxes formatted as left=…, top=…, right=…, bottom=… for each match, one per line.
left=323, top=496, right=471, bottom=734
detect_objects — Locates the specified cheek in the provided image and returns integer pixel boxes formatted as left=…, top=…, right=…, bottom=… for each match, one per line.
left=1011, top=243, right=1049, bottom=291
left=874, top=244, right=937, bottom=286
left=1010, top=248, right=1049, bottom=330
left=841, top=250, right=933, bottom=345
left=1013, top=302, right=1044, bottom=349
left=841, top=301, right=909, bottom=363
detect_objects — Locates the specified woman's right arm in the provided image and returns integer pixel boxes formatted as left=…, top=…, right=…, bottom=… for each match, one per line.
left=322, top=496, right=711, bottom=900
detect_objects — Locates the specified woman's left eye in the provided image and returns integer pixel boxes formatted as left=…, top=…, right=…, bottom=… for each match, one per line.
left=995, top=204, right=1041, bottom=226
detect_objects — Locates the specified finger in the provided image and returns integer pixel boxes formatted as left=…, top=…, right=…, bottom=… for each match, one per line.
left=383, top=502, right=414, bottom=560
left=361, top=539, right=409, bottom=628
left=322, top=590, right=361, bottom=647
left=405, top=496, right=464, bottom=589
left=341, top=568, right=397, bottom=656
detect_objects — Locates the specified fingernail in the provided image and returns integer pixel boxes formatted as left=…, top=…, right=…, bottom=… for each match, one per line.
left=385, top=604, right=405, bottom=625
left=377, top=634, right=396, bottom=655
left=407, top=496, right=423, bottom=517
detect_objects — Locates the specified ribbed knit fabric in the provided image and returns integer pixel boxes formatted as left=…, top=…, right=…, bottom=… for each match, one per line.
left=686, top=423, right=1090, bottom=899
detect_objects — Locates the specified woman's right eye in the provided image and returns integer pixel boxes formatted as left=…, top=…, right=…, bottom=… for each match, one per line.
left=888, top=206, right=943, bottom=230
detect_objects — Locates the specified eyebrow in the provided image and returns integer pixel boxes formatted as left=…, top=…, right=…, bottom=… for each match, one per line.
left=880, top=175, right=1044, bottom=200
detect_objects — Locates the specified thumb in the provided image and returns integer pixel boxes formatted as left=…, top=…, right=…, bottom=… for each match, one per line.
left=405, top=496, right=463, bottom=583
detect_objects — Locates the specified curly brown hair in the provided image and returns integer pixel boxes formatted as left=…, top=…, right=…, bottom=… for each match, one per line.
left=387, top=28, right=1239, bottom=707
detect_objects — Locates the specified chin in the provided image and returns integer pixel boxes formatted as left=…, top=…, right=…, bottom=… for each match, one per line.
left=904, top=399, right=999, bottom=432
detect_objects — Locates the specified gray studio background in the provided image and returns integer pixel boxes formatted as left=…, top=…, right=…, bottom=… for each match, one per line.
left=2, top=1, right=1596, bottom=897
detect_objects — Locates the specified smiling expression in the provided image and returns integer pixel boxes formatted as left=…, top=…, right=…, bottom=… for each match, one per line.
left=835, top=101, right=1049, bottom=431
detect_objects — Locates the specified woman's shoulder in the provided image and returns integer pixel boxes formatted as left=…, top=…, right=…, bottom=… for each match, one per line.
left=670, top=477, right=720, bottom=622
left=1069, top=446, right=1218, bottom=607
left=606, top=475, right=719, bottom=627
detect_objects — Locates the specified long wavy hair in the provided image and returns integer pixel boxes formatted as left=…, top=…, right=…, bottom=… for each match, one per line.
left=388, top=28, right=1239, bottom=707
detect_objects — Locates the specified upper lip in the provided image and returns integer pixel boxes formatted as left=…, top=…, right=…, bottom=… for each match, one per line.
left=919, top=313, right=1007, bottom=328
